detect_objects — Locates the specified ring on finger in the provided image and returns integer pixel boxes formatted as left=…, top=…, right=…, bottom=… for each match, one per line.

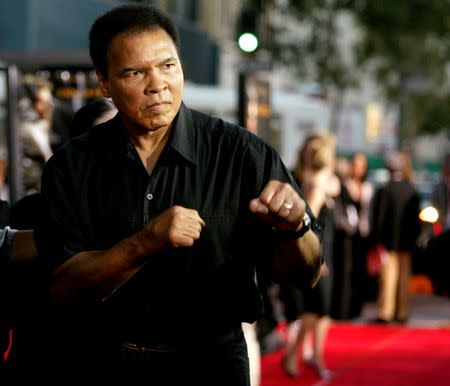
left=282, top=202, right=294, bottom=211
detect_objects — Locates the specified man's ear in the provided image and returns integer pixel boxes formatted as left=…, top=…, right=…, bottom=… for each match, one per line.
left=96, top=70, right=111, bottom=98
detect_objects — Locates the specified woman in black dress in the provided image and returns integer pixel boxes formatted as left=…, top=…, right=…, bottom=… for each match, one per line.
left=280, top=133, right=336, bottom=380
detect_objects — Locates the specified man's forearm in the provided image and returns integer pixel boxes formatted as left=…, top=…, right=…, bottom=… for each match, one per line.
left=50, top=232, right=150, bottom=304
left=50, top=206, right=205, bottom=303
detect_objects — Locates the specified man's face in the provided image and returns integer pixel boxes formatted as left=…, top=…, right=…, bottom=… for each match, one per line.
left=97, top=28, right=184, bottom=134
left=35, top=87, right=54, bottom=120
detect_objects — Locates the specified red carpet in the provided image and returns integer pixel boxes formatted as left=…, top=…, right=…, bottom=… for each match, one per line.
left=261, top=322, right=450, bottom=386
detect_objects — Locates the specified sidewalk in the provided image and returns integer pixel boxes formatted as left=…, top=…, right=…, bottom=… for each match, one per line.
left=359, top=293, right=450, bottom=327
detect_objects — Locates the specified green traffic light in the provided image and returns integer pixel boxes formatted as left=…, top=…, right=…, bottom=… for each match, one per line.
left=238, top=32, right=259, bottom=53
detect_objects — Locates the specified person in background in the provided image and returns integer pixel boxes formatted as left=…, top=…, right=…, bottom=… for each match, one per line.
left=34, top=4, right=322, bottom=383
left=280, top=132, right=336, bottom=380
left=329, top=156, right=359, bottom=320
left=432, top=152, right=450, bottom=232
left=345, top=152, right=374, bottom=317
left=0, top=146, right=9, bottom=202
left=370, top=151, right=421, bottom=324
left=3, top=190, right=49, bottom=368
left=18, top=75, right=73, bottom=194
left=427, top=152, right=450, bottom=296
left=20, top=77, right=55, bottom=193
left=0, top=227, right=38, bottom=366
left=70, top=98, right=118, bottom=138
left=3, top=99, right=118, bottom=368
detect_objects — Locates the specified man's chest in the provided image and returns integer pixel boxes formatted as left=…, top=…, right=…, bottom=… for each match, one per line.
left=77, top=159, right=244, bottom=246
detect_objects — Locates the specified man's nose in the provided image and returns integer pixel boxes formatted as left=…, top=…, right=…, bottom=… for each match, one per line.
left=144, top=72, right=166, bottom=94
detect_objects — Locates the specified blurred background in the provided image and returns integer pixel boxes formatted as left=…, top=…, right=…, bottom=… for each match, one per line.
left=0, top=0, right=448, bottom=201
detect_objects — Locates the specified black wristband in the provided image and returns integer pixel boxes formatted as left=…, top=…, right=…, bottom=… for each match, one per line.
left=276, top=212, right=311, bottom=240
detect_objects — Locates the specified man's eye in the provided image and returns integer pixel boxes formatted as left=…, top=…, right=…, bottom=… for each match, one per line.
left=127, top=70, right=143, bottom=77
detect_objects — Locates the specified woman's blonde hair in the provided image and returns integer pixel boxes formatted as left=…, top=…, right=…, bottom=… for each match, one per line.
left=295, top=132, right=336, bottom=180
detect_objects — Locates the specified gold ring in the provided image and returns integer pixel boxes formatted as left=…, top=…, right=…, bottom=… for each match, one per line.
left=282, top=202, right=293, bottom=211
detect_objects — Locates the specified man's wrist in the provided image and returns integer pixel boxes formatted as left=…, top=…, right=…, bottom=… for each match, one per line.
left=276, top=212, right=312, bottom=240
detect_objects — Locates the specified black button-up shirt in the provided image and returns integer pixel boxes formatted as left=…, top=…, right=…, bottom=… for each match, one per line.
left=36, top=102, right=314, bottom=342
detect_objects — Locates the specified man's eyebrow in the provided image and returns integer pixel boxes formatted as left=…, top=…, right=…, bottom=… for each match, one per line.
left=122, top=66, right=142, bottom=72
left=116, top=67, right=140, bottom=77
left=119, top=57, right=179, bottom=74
left=160, top=56, right=178, bottom=64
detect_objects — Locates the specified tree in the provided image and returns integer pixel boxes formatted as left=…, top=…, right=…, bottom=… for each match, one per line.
left=249, top=0, right=450, bottom=144
left=249, top=0, right=357, bottom=132
left=351, top=0, right=450, bottom=146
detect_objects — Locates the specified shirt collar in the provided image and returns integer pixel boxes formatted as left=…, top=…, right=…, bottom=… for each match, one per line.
left=168, top=102, right=198, bottom=165
left=111, top=102, right=198, bottom=165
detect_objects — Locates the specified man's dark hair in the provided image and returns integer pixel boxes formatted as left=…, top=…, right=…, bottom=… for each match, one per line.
left=89, top=4, right=180, bottom=77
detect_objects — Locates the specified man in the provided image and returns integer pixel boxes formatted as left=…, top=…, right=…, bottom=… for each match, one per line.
left=0, top=227, right=39, bottom=366
left=370, top=151, right=421, bottom=324
left=20, top=78, right=55, bottom=193
left=428, top=152, right=450, bottom=296
left=35, top=4, right=322, bottom=382
left=432, top=152, right=450, bottom=231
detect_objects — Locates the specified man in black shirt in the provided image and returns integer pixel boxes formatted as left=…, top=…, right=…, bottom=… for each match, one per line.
left=34, top=4, right=322, bottom=382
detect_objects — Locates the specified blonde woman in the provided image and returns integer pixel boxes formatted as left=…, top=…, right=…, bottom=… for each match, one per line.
left=281, top=132, right=336, bottom=379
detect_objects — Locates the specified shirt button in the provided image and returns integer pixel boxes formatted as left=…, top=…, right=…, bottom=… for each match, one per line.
left=146, top=193, right=153, bottom=201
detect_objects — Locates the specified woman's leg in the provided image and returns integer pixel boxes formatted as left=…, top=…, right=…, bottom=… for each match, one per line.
left=283, top=320, right=302, bottom=376
left=283, top=314, right=316, bottom=376
left=312, top=315, right=332, bottom=379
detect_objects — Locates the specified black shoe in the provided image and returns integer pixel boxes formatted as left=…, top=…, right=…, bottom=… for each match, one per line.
left=368, top=317, right=391, bottom=324
left=394, top=317, right=408, bottom=325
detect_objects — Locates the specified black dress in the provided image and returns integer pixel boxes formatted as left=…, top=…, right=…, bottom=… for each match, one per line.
left=329, top=183, right=356, bottom=320
left=279, top=203, right=334, bottom=321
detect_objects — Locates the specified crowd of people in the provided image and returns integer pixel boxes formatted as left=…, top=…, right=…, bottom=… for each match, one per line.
left=0, top=4, right=448, bottom=385
left=253, top=137, right=429, bottom=381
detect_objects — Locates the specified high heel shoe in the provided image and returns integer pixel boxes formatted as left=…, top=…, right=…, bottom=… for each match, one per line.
left=318, top=368, right=333, bottom=380
left=303, top=358, right=333, bottom=380
left=303, top=357, right=317, bottom=369
left=282, top=355, right=300, bottom=378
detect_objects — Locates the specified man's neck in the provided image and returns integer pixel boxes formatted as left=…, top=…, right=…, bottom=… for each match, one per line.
left=130, top=127, right=171, bottom=174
